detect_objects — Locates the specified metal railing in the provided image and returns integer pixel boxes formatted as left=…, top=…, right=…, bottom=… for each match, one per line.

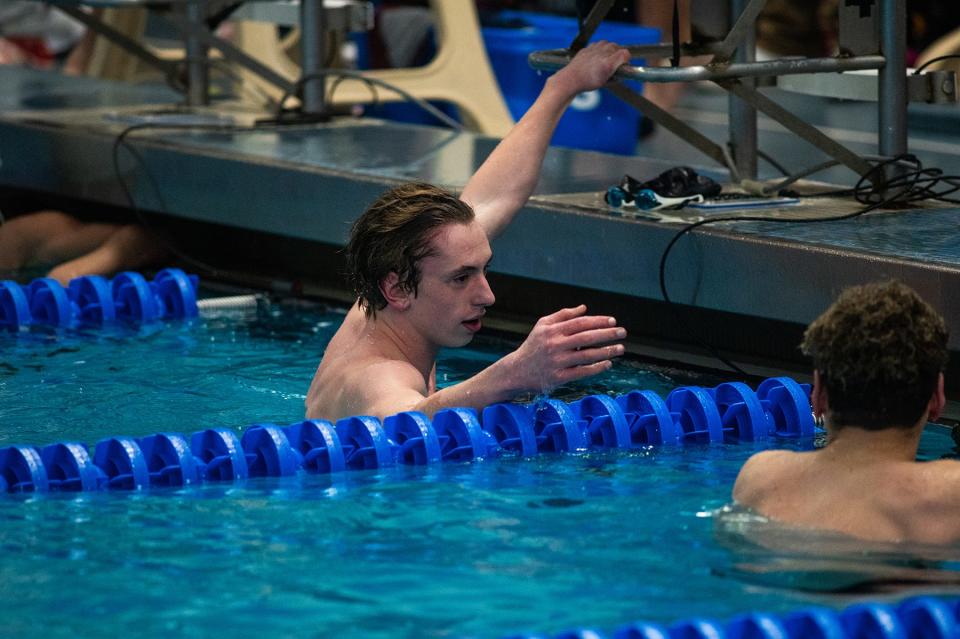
left=528, top=0, right=950, bottom=185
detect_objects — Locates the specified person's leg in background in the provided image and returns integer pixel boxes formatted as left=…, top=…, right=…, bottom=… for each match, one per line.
left=0, top=210, right=167, bottom=285
left=46, top=223, right=167, bottom=285
left=634, top=0, right=692, bottom=112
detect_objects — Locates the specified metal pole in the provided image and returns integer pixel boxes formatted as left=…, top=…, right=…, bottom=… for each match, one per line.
left=300, top=0, right=327, bottom=118
left=728, top=0, right=757, bottom=180
left=711, top=0, right=768, bottom=63
left=879, top=0, right=907, bottom=162
left=184, top=0, right=209, bottom=106
left=723, top=81, right=875, bottom=178
left=607, top=82, right=731, bottom=168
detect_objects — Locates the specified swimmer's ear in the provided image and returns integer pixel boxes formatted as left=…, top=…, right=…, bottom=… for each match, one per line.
left=380, top=272, right=412, bottom=311
left=929, top=373, right=946, bottom=422
left=811, top=370, right=827, bottom=420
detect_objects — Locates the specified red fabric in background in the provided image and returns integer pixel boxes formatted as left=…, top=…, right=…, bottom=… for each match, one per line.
left=6, top=36, right=54, bottom=67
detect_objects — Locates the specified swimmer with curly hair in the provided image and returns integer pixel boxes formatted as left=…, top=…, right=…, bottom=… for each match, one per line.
left=733, top=280, right=957, bottom=544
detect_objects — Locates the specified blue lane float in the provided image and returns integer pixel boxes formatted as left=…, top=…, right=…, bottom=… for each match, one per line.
left=712, top=382, right=771, bottom=442
left=191, top=428, right=248, bottom=482
left=724, top=614, right=787, bottom=639
left=0, top=376, right=817, bottom=495
left=241, top=424, right=302, bottom=478
left=479, top=399, right=590, bottom=455
left=0, top=446, right=48, bottom=493
left=534, top=399, right=589, bottom=452
left=153, top=268, right=199, bottom=319
left=335, top=416, right=396, bottom=470
left=434, top=408, right=499, bottom=461
left=41, top=442, right=100, bottom=491
left=27, top=278, right=74, bottom=328
left=384, top=412, right=442, bottom=465
left=68, top=275, right=116, bottom=325
left=610, top=623, right=670, bottom=639
left=571, top=394, right=632, bottom=449
left=780, top=607, right=845, bottom=639
left=756, top=377, right=815, bottom=438
left=481, top=403, right=538, bottom=456
left=285, top=420, right=346, bottom=473
left=665, top=619, right=727, bottom=639
left=505, top=596, right=959, bottom=639
left=111, top=272, right=160, bottom=323
left=896, top=597, right=957, bottom=638
left=138, top=433, right=202, bottom=487
left=666, top=386, right=725, bottom=444
left=0, top=280, right=31, bottom=330
left=93, top=437, right=150, bottom=490
left=617, top=390, right=679, bottom=447
left=0, top=267, right=198, bottom=332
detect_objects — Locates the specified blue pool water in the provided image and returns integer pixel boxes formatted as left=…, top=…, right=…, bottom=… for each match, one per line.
left=0, top=300, right=957, bottom=638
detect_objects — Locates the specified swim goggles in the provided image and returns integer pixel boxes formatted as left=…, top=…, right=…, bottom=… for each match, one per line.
left=604, top=167, right=721, bottom=211
left=606, top=187, right=704, bottom=211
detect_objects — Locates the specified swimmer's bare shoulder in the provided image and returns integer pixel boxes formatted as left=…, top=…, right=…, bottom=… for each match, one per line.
left=902, top=458, right=960, bottom=544
left=307, top=307, right=432, bottom=420
left=348, top=357, right=431, bottom=419
left=307, top=353, right=428, bottom=420
left=732, top=449, right=804, bottom=508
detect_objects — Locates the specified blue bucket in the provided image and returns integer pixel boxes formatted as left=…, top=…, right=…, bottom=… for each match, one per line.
left=482, top=11, right=660, bottom=154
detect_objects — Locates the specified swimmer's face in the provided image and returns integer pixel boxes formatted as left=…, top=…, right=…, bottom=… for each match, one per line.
left=408, top=220, right=495, bottom=348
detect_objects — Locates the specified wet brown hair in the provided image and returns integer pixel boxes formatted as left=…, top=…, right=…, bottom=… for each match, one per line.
left=346, top=182, right=475, bottom=318
left=801, top=280, right=948, bottom=429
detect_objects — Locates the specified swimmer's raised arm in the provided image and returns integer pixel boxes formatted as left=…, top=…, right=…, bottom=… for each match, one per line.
left=363, top=305, right=626, bottom=419
left=460, top=41, right=630, bottom=241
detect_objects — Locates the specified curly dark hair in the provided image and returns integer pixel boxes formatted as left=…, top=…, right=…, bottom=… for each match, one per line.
left=801, top=280, right=949, bottom=429
left=346, top=182, right=475, bottom=318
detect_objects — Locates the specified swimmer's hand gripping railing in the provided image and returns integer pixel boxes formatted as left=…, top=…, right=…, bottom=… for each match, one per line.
left=528, top=0, right=952, bottom=184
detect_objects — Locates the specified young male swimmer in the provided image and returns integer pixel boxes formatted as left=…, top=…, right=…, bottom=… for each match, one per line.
left=733, top=280, right=960, bottom=544
left=306, top=41, right=630, bottom=422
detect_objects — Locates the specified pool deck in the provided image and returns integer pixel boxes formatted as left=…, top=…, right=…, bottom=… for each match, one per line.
left=2, top=66, right=959, bottom=383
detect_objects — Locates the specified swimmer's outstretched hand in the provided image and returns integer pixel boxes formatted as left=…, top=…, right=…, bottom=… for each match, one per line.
left=504, top=305, right=626, bottom=393
left=551, top=40, right=631, bottom=96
